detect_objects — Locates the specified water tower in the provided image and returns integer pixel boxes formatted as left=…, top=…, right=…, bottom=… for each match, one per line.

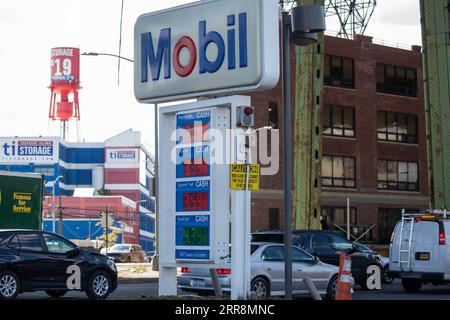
left=48, top=47, right=81, bottom=141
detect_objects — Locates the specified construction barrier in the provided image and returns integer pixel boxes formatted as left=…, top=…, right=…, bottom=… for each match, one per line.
left=336, top=252, right=352, bottom=300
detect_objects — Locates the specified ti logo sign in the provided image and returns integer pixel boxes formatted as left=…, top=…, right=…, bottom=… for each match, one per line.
left=134, top=0, right=279, bottom=103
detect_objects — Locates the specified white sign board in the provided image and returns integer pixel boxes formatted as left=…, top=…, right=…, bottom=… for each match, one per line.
left=134, top=0, right=280, bottom=103
left=105, top=148, right=139, bottom=163
left=0, top=138, right=59, bottom=164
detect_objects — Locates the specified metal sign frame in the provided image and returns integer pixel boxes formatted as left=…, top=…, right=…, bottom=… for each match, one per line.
left=158, top=96, right=252, bottom=299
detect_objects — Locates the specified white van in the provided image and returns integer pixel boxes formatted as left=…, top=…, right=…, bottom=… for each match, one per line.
left=389, top=210, right=449, bottom=293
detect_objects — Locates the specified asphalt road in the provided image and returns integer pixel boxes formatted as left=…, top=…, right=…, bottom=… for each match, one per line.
left=17, top=279, right=450, bottom=300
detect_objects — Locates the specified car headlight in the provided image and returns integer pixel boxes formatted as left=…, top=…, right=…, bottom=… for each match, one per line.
left=107, top=259, right=117, bottom=272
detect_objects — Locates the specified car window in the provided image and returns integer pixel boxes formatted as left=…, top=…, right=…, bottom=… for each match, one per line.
left=327, top=234, right=354, bottom=252
left=312, top=233, right=331, bottom=250
left=7, top=235, right=21, bottom=250
left=43, top=234, right=76, bottom=254
left=261, top=246, right=284, bottom=262
left=17, top=233, right=44, bottom=252
left=251, top=244, right=260, bottom=254
left=293, top=235, right=305, bottom=248
left=292, top=247, right=314, bottom=263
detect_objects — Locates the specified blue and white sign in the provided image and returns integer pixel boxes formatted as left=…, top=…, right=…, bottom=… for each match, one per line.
left=134, top=0, right=279, bottom=103
left=0, top=138, right=59, bottom=164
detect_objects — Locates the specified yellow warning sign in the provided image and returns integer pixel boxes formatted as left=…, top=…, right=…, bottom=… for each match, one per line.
left=230, top=163, right=260, bottom=191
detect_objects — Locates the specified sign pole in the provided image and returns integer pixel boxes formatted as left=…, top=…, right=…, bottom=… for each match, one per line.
left=282, top=11, right=293, bottom=300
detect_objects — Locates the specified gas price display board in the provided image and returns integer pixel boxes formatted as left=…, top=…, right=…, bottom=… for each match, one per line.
left=175, top=111, right=212, bottom=261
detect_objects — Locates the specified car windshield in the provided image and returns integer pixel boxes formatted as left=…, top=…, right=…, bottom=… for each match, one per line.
left=354, top=243, right=375, bottom=253
left=109, top=244, right=131, bottom=252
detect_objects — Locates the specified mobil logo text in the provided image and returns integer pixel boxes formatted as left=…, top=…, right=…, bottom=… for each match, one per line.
left=140, top=12, right=248, bottom=82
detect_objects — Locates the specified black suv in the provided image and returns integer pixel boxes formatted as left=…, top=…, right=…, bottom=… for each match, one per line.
left=0, top=230, right=118, bottom=300
left=252, top=230, right=383, bottom=289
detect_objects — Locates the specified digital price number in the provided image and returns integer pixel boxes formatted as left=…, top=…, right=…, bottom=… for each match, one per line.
left=182, top=227, right=209, bottom=246
left=183, top=163, right=209, bottom=177
left=183, top=192, right=209, bottom=211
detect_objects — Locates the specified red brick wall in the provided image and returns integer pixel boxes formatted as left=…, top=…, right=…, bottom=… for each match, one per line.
left=249, top=35, right=429, bottom=242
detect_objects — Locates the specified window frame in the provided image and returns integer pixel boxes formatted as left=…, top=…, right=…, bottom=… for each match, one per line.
left=376, top=63, right=418, bottom=97
left=321, top=206, right=357, bottom=225
left=323, top=104, right=356, bottom=138
left=377, top=111, right=418, bottom=144
left=322, top=155, right=357, bottom=188
left=377, top=160, right=419, bottom=191
left=324, top=55, right=355, bottom=89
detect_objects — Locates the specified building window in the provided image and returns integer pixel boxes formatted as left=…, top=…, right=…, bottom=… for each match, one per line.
left=377, top=160, right=419, bottom=191
left=377, top=111, right=418, bottom=144
left=268, top=102, right=278, bottom=129
left=376, top=64, right=417, bottom=97
left=322, top=155, right=356, bottom=188
left=323, top=105, right=355, bottom=138
left=324, top=55, right=355, bottom=89
left=268, top=208, right=280, bottom=230
left=321, top=207, right=357, bottom=226
left=378, top=208, right=419, bottom=244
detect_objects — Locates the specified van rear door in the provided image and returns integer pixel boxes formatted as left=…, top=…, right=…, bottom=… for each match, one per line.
left=410, top=220, right=445, bottom=274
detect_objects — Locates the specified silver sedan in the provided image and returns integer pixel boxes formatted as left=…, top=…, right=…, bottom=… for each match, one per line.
left=178, top=242, right=349, bottom=299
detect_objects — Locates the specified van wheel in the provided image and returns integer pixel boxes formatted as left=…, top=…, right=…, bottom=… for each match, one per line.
left=0, top=271, right=20, bottom=300
left=402, top=279, right=422, bottom=293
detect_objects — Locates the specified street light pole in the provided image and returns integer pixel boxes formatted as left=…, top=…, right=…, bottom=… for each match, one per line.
left=52, top=175, right=63, bottom=234
left=280, top=5, right=325, bottom=300
left=81, top=52, right=134, bottom=63
left=282, top=11, right=294, bottom=300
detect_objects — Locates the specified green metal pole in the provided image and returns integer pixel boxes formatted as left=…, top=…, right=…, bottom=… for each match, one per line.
left=293, top=0, right=324, bottom=229
left=420, top=0, right=450, bottom=209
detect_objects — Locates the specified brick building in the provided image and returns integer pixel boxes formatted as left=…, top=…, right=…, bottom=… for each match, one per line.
left=249, top=35, right=429, bottom=244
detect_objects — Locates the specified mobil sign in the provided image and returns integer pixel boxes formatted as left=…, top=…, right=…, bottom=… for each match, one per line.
left=134, top=0, right=279, bottom=103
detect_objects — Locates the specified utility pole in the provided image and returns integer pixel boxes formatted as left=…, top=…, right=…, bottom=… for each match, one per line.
left=58, top=193, right=63, bottom=235
left=293, top=0, right=324, bottom=230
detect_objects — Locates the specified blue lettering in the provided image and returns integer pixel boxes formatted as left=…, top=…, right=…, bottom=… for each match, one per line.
left=141, top=28, right=171, bottom=82
left=2, top=143, right=9, bottom=156
left=199, top=21, right=225, bottom=74
left=239, top=13, right=248, bottom=68
left=227, top=15, right=236, bottom=70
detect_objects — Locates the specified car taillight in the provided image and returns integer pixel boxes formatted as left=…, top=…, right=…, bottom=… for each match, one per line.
left=181, top=267, right=190, bottom=273
left=216, top=268, right=231, bottom=275
left=439, top=232, right=446, bottom=245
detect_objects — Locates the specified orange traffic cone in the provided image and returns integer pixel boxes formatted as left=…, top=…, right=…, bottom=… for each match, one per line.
left=336, top=252, right=352, bottom=300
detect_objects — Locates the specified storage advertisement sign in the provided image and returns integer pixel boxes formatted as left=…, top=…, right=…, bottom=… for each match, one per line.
left=0, top=138, right=59, bottom=164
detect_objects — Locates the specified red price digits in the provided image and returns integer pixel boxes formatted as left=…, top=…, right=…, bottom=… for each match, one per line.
left=183, top=192, right=208, bottom=211
left=183, top=123, right=208, bottom=142
left=183, top=163, right=209, bottom=177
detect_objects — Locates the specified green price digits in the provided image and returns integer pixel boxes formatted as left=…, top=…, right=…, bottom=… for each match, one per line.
left=182, top=227, right=209, bottom=246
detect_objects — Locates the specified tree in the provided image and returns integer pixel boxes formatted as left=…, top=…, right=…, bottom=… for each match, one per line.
left=97, top=188, right=112, bottom=196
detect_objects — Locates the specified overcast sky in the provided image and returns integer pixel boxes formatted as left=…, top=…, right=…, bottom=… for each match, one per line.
left=0, top=0, right=422, bottom=154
